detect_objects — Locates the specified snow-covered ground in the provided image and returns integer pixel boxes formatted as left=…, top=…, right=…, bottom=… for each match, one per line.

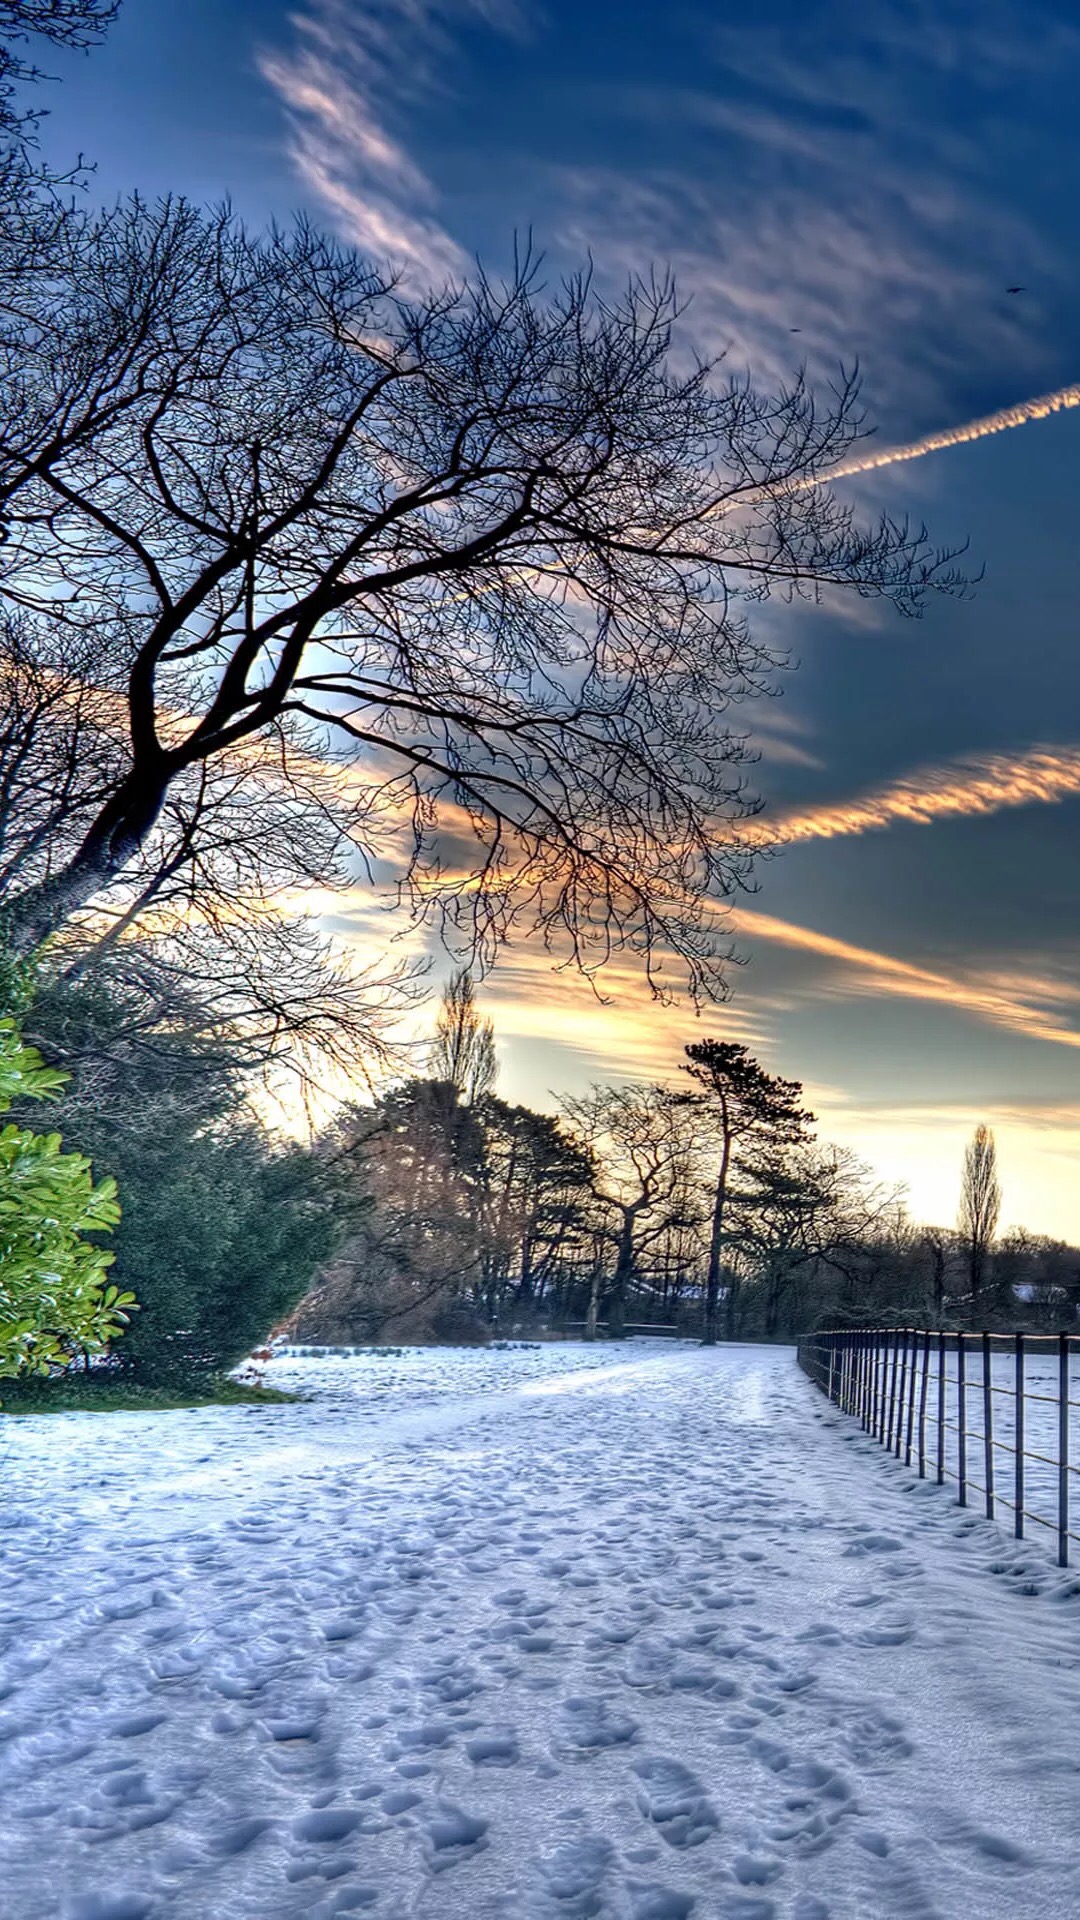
left=3, top=1341, right=1080, bottom=1920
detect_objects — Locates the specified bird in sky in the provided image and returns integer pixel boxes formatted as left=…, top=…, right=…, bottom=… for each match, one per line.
left=1006, top=285, right=1026, bottom=293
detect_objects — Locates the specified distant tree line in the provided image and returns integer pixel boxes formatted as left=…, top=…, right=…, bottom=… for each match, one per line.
left=286, top=977, right=1080, bottom=1347
left=4, top=943, right=1076, bottom=1386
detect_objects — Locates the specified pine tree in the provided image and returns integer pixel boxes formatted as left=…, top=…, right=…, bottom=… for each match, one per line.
left=683, top=1040, right=813, bottom=1344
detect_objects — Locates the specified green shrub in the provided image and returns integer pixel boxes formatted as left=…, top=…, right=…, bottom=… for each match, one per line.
left=0, top=1019, right=133, bottom=1377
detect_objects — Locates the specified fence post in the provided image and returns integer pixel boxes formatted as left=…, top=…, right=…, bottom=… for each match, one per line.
left=905, top=1327, right=918, bottom=1467
left=886, top=1328, right=900, bottom=1450
left=937, top=1329, right=946, bottom=1485
left=1053, top=1336, right=1060, bottom=1574
left=895, top=1330, right=909, bottom=1458
left=918, top=1328, right=931, bottom=1478
left=982, top=1329, right=994, bottom=1521
left=827, top=1337, right=835, bottom=1405
left=871, top=1331, right=881, bottom=1439
left=1014, top=1331, right=1025, bottom=1541
left=957, top=1333, right=967, bottom=1506
left=868, top=1336, right=880, bottom=1443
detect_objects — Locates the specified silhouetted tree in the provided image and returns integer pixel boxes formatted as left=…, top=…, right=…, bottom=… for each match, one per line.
left=0, top=0, right=118, bottom=147
left=473, top=1098, right=594, bottom=1322
left=958, top=1124, right=1001, bottom=1303
left=0, top=197, right=963, bottom=991
left=727, top=1144, right=894, bottom=1338
left=682, top=1039, right=813, bottom=1343
left=430, top=969, right=496, bottom=1105
left=563, top=1083, right=695, bottom=1339
left=17, top=958, right=338, bottom=1381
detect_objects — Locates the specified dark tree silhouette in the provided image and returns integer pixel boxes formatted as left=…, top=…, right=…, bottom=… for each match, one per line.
left=430, top=969, right=496, bottom=1105
left=563, top=1083, right=695, bottom=1339
left=0, top=0, right=118, bottom=142
left=683, top=1038, right=813, bottom=1344
left=958, top=1123, right=1001, bottom=1302
left=0, top=197, right=964, bottom=994
left=725, top=1143, right=887, bottom=1338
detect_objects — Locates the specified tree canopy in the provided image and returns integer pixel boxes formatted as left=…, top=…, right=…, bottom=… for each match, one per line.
left=0, top=199, right=963, bottom=1006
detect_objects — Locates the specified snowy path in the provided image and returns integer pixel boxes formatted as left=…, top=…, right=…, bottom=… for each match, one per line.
left=3, top=1343, right=1080, bottom=1920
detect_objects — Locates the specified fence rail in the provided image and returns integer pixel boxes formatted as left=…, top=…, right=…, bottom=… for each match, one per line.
left=798, top=1327, right=1080, bottom=1567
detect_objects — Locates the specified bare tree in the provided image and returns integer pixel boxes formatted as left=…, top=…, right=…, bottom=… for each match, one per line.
left=917, top=1226, right=960, bottom=1325
left=958, top=1123, right=1001, bottom=1304
left=430, top=968, right=496, bottom=1105
left=683, top=1038, right=813, bottom=1343
left=0, top=605, right=424, bottom=1085
left=0, top=197, right=964, bottom=989
left=23, top=916, right=417, bottom=1135
left=0, top=0, right=120, bottom=291
left=0, top=0, right=118, bottom=145
left=563, top=1083, right=695, bottom=1339
left=727, top=1143, right=898, bottom=1338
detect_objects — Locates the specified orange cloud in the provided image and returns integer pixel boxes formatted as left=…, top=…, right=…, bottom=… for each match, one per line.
left=734, top=907, right=1080, bottom=1054
left=747, top=742, right=1080, bottom=848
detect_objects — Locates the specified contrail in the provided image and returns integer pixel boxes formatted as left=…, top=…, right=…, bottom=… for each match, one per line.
left=802, top=378, right=1080, bottom=488
left=740, top=742, right=1080, bottom=848
left=643, top=377, right=1080, bottom=537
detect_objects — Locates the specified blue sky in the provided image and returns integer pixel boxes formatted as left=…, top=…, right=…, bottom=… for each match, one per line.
left=35, top=0, right=1080, bottom=1234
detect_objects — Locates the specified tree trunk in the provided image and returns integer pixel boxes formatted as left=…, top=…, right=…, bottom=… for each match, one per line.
left=607, top=1214, right=634, bottom=1339
left=931, top=1243, right=945, bottom=1324
left=4, top=851, right=116, bottom=956
left=3, top=765, right=170, bottom=956
left=703, top=1134, right=732, bottom=1345
left=724, top=1268, right=741, bottom=1343
left=584, top=1267, right=602, bottom=1341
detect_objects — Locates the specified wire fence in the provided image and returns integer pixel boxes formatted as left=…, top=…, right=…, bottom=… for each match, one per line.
left=797, top=1327, right=1080, bottom=1568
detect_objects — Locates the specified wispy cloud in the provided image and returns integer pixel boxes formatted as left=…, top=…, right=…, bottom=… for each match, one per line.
left=734, top=906, right=1080, bottom=1054
left=258, top=0, right=527, bottom=282
left=554, top=1, right=1074, bottom=427
left=750, top=741, right=1080, bottom=847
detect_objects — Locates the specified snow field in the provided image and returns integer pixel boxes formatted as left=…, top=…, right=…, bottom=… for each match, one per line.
left=2, top=1342, right=1080, bottom=1920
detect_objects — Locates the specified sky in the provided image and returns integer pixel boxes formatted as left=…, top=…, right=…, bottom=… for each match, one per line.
left=34, top=0, right=1080, bottom=1236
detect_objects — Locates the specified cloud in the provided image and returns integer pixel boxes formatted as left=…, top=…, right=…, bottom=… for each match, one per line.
left=733, top=906, right=1080, bottom=1054
left=749, top=741, right=1080, bottom=847
left=552, top=1, right=1073, bottom=428
left=258, top=0, right=527, bottom=282
left=476, top=944, right=768, bottom=1091
left=790, top=379, right=1080, bottom=489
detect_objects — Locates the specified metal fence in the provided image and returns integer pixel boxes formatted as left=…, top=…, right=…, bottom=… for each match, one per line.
left=798, top=1327, right=1080, bottom=1567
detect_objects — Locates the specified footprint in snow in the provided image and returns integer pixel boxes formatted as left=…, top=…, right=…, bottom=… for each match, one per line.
left=842, top=1534, right=903, bottom=1557
left=632, top=1757, right=719, bottom=1848
left=519, top=1835, right=615, bottom=1917
left=558, top=1696, right=639, bottom=1751
left=65, top=1898, right=154, bottom=1920
left=466, top=1730, right=520, bottom=1766
left=627, top=1883, right=696, bottom=1918
left=418, top=1800, right=490, bottom=1872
